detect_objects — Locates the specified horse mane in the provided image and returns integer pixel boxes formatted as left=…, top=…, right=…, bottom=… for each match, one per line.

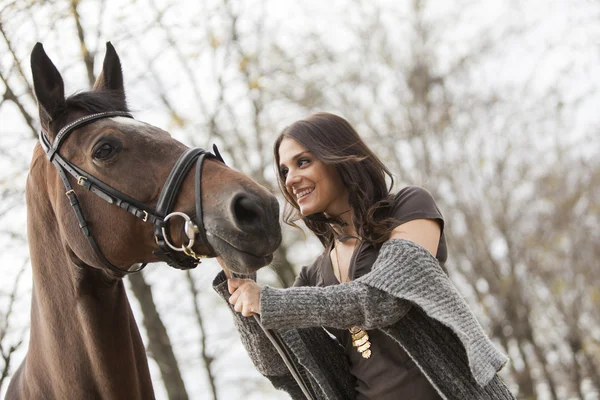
left=65, top=90, right=129, bottom=113
left=48, top=90, right=130, bottom=130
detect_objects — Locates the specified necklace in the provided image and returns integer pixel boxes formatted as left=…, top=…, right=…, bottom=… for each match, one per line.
left=332, top=239, right=355, bottom=283
left=333, top=239, right=372, bottom=359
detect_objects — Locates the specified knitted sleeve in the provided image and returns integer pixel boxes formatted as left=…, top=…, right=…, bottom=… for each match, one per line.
left=358, top=239, right=509, bottom=387
left=259, top=278, right=413, bottom=330
left=212, top=271, right=295, bottom=378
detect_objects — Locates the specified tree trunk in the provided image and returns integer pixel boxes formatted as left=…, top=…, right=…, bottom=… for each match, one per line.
left=69, top=0, right=96, bottom=87
left=185, top=270, right=218, bottom=400
left=128, top=272, right=189, bottom=400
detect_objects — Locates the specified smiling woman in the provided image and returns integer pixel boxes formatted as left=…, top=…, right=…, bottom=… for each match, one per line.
left=277, top=138, right=347, bottom=217
left=213, top=112, right=515, bottom=399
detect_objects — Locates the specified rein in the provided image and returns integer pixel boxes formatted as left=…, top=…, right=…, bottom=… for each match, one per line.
left=227, top=273, right=316, bottom=400
left=39, top=111, right=225, bottom=274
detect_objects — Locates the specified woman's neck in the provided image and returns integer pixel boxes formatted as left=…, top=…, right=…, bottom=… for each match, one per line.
left=328, top=209, right=358, bottom=238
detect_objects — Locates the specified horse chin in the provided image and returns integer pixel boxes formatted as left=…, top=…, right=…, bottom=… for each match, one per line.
left=207, top=234, right=274, bottom=275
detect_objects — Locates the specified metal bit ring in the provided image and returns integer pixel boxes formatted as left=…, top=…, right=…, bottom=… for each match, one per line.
left=161, top=212, right=199, bottom=254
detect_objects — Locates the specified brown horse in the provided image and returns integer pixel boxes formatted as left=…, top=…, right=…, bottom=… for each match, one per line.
left=5, top=43, right=281, bottom=399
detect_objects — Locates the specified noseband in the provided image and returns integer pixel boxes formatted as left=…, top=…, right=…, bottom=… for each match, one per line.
left=39, top=111, right=225, bottom=274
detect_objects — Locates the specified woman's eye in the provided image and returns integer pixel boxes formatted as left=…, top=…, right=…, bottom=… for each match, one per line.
left=280, top=168, right=289, bottom=178
left=298, top=158, right=309, bottom=167
left=93, top=143, right=116, bottom=160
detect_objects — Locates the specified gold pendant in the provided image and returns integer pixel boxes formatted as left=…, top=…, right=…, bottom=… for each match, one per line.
left=349, top=326, right=372, bottom=359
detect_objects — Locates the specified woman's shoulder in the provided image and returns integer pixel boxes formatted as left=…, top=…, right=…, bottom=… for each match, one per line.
left=389, top=186, right=442, bottom=219
left=393, top=185, right=437, bottom=203
left=388, top=186, right=448, bottom=265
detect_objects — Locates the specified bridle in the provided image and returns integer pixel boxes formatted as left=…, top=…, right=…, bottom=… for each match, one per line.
left=39, top=110, right=225, bottom=275
left=41, top=111, right=317, bottom=398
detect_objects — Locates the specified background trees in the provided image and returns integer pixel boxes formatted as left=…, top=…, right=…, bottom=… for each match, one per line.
left=1, top=0, right=598, bottom=398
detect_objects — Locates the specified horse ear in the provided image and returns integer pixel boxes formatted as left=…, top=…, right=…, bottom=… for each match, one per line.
left=31, top=42, right=66, bottom=133
left=93, top=42, right=126, bottom=102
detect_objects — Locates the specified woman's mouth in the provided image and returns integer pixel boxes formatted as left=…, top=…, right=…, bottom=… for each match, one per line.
left=296, top=187, right=314, bottom=203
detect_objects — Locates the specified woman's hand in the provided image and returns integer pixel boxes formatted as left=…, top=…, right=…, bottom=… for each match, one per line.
left=228, top=278, right=261, bottom=317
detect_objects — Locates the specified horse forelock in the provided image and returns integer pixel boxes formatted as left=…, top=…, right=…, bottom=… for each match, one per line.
left=65, top=90, right=129, bottom=113
left=49, top=90, right=130, bottom=134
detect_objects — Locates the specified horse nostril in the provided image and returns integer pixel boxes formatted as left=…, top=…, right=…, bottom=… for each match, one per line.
left=232, top=194, right=262, bottom=228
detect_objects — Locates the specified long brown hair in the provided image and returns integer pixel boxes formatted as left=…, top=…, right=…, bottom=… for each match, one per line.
left=274, top=112, right=397, bottom=247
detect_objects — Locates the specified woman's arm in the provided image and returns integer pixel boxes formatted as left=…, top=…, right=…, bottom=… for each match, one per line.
left=213, top=271, right=296, bottom=378
left=227, top=273, right=415, bottom=330
left=229, top=218, right=441, bottom=330
left=389, top=218, right=440, bottom=256
left=258, top=279, right=412, bottom=330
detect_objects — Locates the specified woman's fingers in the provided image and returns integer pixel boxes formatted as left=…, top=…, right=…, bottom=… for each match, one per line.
left=229, top=288, right=241, bottom=305
left=228, top=279, right=261, bottom=317
left=228, top=277, right=252, bottom=294
left=228, top=278, right=241, bottom=294
left=231, top=292, right=253, bottom=316
left=241, top=304, right=254, bottom=317
left=233, top=301, right=242, bottom=313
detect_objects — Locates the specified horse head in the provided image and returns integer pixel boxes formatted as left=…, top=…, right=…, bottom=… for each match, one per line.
left=28, top=42, right=282, bottom=277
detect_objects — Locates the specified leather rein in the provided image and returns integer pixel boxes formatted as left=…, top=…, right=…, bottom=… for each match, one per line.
left=39, top=111, right=225, bottom=275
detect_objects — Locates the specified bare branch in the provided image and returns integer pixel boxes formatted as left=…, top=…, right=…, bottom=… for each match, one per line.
left=0, top=260, right=28, bottom=393
left=0, top=70, right=37, bottom=138
left=0, top=21, right=35, bottom=100
left=69, top=0, right=96, bottom=86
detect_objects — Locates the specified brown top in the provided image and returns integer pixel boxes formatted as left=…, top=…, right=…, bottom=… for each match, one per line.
left=295, top=186, right=446, bottom=399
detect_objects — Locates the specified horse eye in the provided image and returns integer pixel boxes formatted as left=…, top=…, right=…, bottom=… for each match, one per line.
left=93, top=143, right=116, bottom=160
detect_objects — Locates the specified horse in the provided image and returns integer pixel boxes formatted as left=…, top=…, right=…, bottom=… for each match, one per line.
left=5, top=42, right=282, bottom=399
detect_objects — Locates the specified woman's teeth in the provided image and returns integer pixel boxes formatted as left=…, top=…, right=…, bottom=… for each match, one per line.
left=296, top=187, right=314, bottom=199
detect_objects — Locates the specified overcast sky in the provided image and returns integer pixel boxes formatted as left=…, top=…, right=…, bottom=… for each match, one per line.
left=1, top=0, right=599, bottom=398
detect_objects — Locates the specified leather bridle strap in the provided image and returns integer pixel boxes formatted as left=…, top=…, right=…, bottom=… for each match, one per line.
left=152, top=148, right=218, bottom=269
left=190, top=143, right=225, bottom=253
left=47, top=111, right=132, bottom=162
left=195, top=151, right=211, bottom=252
left=155, top=148, right=206, bottom=215
left=40, top=113, right=160, bottom=226
left=40, top=112, right=153, bottom=274
left=47, top=145, right=148, bottom=274
left=39, top=111, right=225, bottom=274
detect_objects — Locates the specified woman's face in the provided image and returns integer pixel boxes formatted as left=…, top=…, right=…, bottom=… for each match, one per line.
left=278, top=137, right=349, bottom=216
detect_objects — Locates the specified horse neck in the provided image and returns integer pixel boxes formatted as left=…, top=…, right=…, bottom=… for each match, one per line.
left=21, top=150, right=154, bottom=399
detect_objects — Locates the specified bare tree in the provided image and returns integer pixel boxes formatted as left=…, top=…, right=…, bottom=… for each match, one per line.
left=2, top=0, right=599, bottom=399
left=297, top=1, right=600, bottom=398
left=128, top=273, right=189, bottom=400
left=185, top=270, right=217, bottom=400
left=0, top=262, right=27, bottom=394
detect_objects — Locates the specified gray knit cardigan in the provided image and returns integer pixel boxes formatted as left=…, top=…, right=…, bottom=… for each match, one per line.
left=213, top=239, right=515, bottom=399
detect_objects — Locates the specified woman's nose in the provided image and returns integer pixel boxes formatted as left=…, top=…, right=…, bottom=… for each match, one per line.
left=285, top=170, right=301, bottom=187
